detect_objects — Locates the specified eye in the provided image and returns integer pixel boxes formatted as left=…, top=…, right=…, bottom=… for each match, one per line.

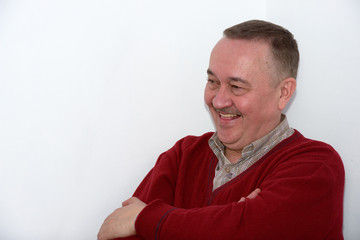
left=231, top=84, right=242, bottom=89
left=230, top=84, right=247, bottom=95
left=207, top=78, right=219, bottom=90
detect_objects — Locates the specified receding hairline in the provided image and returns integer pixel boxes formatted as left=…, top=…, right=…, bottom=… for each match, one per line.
left=211, top=36, right=285, bottom=87
left=222, top=20, right=300, bottom=83
left=223, top=20, right=294, bottom=44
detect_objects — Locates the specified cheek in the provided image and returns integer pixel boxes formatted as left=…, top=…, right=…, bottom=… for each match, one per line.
left=234, top=96, right=270, bottom=116
left=233, top=97, right=252, bottom=113
left=249, top=95, right=279, bottom=117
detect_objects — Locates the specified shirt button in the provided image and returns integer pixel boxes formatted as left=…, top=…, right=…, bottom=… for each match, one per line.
left=225, top=167, right=230, bottom=173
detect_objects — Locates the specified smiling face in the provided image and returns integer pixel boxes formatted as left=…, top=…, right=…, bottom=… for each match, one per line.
left=204, top=37, right=291, bottom=154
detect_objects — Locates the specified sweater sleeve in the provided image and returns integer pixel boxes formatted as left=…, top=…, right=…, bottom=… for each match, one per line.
left=134, top=143, right=345, bottom=240
left=132, top=150, right=179, bottom=204
left=113, top=143, right=181, bottom=240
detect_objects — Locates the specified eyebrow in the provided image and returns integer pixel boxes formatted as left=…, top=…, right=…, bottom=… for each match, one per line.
left=207, top=69, right=216, bottom=76
left=207, top=69, right=251, bottom=86
left=229, top=77, right=250, bottom=86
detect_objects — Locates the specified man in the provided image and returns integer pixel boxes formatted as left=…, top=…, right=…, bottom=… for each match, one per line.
left=98, top=20, right=345, bottom=240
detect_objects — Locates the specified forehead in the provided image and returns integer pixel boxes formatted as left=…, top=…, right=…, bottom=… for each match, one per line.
left=209, top=37, right=275, bottom=81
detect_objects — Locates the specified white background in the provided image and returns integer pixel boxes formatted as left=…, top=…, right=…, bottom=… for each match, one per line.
left=0, top=0, right=359, bottom=239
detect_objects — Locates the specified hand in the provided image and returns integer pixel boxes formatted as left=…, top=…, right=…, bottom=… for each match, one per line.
left=98, top=197, right=146, bottom=240
left=238, top=188, right=261, bottom=203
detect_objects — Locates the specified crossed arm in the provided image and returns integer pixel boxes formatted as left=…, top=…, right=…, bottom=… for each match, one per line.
left=97, top=135, right=344, bottom=240
left=97, top=189, right=261, bottom=240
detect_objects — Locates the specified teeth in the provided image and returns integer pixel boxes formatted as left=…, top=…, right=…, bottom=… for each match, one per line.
left=220, top=113, right=238, bottom=118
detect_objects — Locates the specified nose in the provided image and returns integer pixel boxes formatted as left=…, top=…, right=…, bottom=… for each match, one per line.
left=212, top=86, right=232, bottom=109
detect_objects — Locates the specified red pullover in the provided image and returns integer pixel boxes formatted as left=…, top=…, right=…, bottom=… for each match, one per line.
left=117, top=130, right=344, bottom=240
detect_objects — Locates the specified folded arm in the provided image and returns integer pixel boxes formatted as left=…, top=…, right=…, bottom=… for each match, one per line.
left=98, top=136, right=344, bottom=240
left=97, top=189, right=261, bottom=240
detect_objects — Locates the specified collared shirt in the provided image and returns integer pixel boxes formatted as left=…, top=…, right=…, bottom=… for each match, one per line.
left=209, top=115, right=294, bottom=190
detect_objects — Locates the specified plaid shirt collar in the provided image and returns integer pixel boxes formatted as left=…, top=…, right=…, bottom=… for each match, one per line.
left=209, top=114, right=291, bottom=166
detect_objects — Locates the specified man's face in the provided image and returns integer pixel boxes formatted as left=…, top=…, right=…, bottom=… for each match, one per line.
left=204, top=37, right=284, bottom=152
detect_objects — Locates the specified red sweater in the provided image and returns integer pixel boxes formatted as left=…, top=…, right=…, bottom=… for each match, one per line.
left=118, top=130, right=344, bottom=240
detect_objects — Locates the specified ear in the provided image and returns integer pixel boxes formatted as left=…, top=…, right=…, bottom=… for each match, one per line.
left=278, top=78, right=296, bottom=111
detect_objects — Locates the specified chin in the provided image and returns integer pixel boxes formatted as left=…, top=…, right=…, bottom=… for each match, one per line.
left=217, top=131, right=240, bottom=145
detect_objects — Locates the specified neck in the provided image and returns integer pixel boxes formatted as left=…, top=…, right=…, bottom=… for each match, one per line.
left=225, top=147, right=242, bottom=164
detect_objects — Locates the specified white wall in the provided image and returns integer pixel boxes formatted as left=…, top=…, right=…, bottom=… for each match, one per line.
left=0, top=0, right=358, bottom=239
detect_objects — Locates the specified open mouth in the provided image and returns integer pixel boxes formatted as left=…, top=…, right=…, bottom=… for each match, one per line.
left=213, top=106, right=242, bottom=120
left=218, top=112, right=242, bottom=120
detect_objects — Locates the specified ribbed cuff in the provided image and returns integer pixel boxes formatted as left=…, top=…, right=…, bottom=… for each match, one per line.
left=135, top=199, right=176, bottom=240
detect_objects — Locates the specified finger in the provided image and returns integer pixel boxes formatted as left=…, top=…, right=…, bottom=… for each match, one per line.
left=246, top=188, right=261, bottom=200
left=122, top=197, right=140, bottom=207
left=238, top=188, right=261, bottom=203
